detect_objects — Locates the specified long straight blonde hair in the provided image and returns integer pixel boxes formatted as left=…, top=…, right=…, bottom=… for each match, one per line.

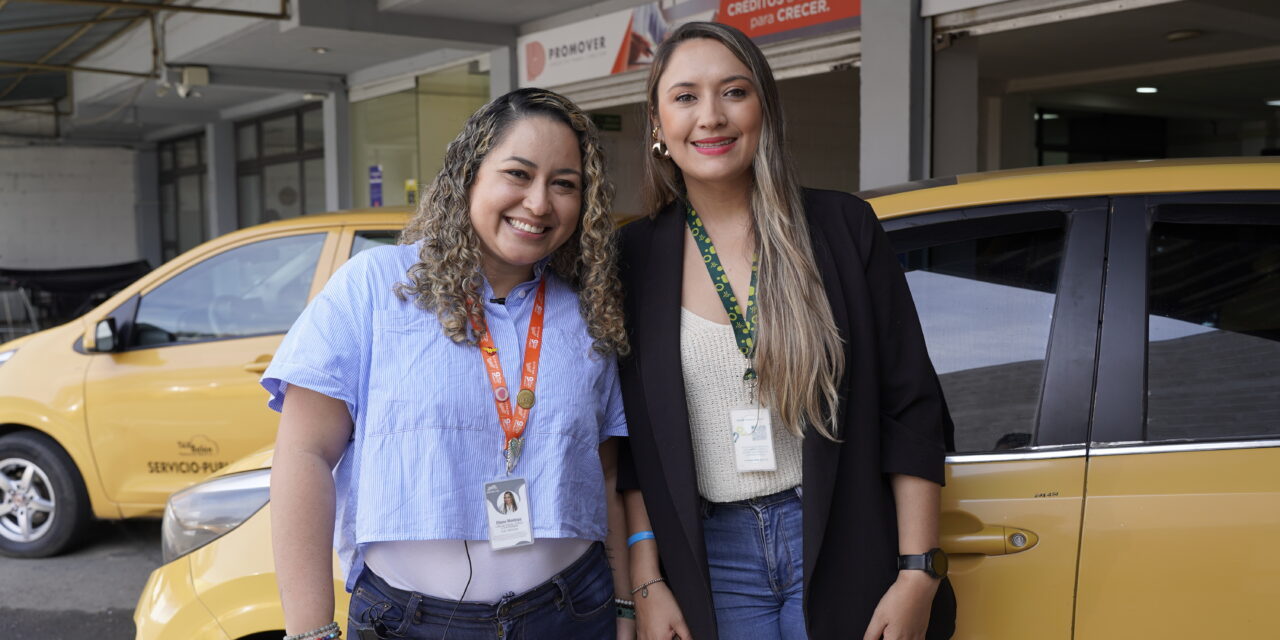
left=642, top=22, right=844, bottom=440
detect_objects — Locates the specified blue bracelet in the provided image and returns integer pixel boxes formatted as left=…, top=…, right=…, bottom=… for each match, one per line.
left=627, top=531, right=655, bottom=547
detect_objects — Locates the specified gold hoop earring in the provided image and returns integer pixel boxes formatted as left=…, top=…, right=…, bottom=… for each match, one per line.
left=650, top=125, right=670, bottom=159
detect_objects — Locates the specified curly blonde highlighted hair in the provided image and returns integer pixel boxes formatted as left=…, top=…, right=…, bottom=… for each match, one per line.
left=396, top=88, right=628, bottom=356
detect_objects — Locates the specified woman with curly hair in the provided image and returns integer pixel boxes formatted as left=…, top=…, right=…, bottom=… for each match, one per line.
left=263, top=88, right=633, bottom=640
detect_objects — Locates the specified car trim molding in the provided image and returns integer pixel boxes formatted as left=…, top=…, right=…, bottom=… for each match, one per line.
left=1088, top=439, right=1280, bottom=456
left=946, top=445, right=1087, bottom=464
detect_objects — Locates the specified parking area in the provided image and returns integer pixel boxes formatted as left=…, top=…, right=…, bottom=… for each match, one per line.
left=0, top=519, right=162, bottom=640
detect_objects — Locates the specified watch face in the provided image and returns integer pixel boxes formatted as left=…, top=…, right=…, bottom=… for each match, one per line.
left=930, top=548, right=949, bottom=577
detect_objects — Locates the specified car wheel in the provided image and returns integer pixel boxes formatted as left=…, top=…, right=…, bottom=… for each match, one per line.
left=0, top=432, right=91, bottom=557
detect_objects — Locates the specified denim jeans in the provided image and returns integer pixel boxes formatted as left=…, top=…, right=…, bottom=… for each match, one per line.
left=347, top=541, right=614, bottom=640
left=701, top=487, right=805, bottom=640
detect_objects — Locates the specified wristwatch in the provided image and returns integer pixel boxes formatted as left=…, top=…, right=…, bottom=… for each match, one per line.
left=897, top=547, right=948, bottom=579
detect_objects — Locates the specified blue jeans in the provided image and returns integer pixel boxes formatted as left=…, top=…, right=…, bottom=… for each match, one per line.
left=701, top=488, right=806, bottom=640
left=347, top=541, right=614, bottom=639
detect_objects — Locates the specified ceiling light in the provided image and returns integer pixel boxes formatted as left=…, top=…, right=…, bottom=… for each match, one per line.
left=1268, top=99, right=1280, bottom=107
left=303, top=92, right=327, bottom=101
left=1136, top=87, right=1158, bottom=94
left=1165, top=29, right=1202, bottom=42
left=311, top=46, right=329, bottom=55
left=1042, top=113, right=1060, bottom=120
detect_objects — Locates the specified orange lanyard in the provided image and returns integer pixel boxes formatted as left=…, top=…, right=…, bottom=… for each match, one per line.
left=472, top=279, right=547, bottom=474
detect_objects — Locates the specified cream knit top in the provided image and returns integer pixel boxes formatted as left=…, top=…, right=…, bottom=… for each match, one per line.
left=681, top=307, right=803, bottom=502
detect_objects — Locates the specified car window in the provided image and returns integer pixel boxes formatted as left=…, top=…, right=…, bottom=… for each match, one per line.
left=130, top=234, right=325, bottom=347
left=1147, top=220, right=1280, bottom=442
left=351, top=230, right=399, bottom=257
left=893, top=213, right=1067, bottom=453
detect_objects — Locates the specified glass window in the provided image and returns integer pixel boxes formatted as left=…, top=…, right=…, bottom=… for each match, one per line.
left=303, top=157, right=326, bottom=215
left=160, top=146, right=174, bottom=171
left=1147, top=221, right=1280, bottom=441
left=302, top=107, right=323, bottom=151
left=236, top=106, right=324, bottom=228
left=237, top=175, right=262, bottom=228
left=131, top=234, right=325, bottom=346
left=351, top=89, right=418, bottom=208
left=177, top=174, right=205, bottom=252
left=160, top=183, right=177, bottom=245
left=236, top=124, right=258, bottom=161
left=176, top=138, right=199, bottom=168
left=894, top=215, right=1067, bottom=453
left=262, top=114, right=297, bottom=158
left=351, top=230, right=399, bottom=257
left=263, top=163, right=301, bottom=221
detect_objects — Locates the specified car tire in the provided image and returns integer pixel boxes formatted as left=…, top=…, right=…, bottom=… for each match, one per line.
left=0, top=432, right=92, bottom=558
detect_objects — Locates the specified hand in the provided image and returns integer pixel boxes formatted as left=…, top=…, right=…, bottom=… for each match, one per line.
left=633, top=580, right=692, bottom=640
left=862, top=572, right=940, bottom=640
left=617, top=615, right=637, bottom=639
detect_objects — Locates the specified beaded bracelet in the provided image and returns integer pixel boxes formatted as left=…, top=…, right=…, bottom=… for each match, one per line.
left=283, top=621, right=341, bottom=640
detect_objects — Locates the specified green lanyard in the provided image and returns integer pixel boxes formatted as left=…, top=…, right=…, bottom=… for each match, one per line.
left=686, top=205, right=760, bottom=381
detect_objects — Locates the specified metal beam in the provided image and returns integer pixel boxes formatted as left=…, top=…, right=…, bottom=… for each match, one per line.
left=0, top=2, right=125, bottom=101
left=0, top=15, right=137, bottom=37
left=0, top=59, right=153, bottom=78
left=15, top=0, right=289, bottom=20
left=934, top=0, right=1182, bottom=37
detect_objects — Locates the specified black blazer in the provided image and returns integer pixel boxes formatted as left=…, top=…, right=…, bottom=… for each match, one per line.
left=616, top=189, right=956, bottom=639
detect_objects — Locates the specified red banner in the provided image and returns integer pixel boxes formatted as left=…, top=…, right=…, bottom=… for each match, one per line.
left=718, top=0, right=860, bottom=40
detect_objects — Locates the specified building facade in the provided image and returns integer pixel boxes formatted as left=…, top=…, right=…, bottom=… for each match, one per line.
left=1, top=0, right=1277, bottom=269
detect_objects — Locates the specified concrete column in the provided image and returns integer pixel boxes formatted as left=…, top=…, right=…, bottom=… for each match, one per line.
left=205, top=120, right=237, bottom=237
left=324, top=91, right=352, bottom=210
left=489, top=46, right=518, bottom=99
left=932, top=33, right=979, bottom=177
left=860, top=0, right=928, bottom=190
left=134, top=147, right=162, bottom=268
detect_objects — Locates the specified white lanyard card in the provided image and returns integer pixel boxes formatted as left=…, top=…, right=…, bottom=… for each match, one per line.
left=484, top=477, right=534, bottom=550
left=730, top=404, right=777, bottom=472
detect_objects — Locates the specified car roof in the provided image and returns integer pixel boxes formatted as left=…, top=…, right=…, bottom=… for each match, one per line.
left=247, top=207, right=414, bottom=230
left=861, top=157, right=1280, bottom=219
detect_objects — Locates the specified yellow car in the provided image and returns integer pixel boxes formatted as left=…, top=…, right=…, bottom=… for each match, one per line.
left=0, top=210, right=408, bottom=558
left=135, top=158, right=1280, bottom=639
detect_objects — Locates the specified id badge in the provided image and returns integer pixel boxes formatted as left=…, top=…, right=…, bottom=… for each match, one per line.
left=730, top=405, right=776, bottom=472
left=484, top=477, right=534, bottom=550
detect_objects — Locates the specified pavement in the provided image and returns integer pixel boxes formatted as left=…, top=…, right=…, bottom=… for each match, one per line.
left=0, top=519, right=163, bottom=640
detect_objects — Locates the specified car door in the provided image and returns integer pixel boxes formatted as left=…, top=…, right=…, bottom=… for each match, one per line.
left=1076, top=193, right=1280, bottom=638
left=884, top=197, right=1106, bottom=639
left=83, top=228, right=340, bottom=512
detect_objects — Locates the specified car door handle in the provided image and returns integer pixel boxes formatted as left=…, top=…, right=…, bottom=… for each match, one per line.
left=941, top=524, right=1039, bottom=556
left=242, top=356, right=272, bottom=373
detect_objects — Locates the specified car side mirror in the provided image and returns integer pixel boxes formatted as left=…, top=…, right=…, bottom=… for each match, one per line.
left=89, top=318, right=118, bottom=352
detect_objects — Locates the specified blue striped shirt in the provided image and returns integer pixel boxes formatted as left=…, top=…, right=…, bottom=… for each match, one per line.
left=261, top=243, right=627, bottom=590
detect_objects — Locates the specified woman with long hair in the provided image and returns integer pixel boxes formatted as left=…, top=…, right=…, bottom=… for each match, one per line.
left=618, top=22, right=956, bottom=640
left=264, top=88, right=634, bottom=640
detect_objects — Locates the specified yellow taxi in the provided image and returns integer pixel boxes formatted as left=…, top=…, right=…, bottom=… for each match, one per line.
left=134, top=158, right=1280, bottom=639
left=0, top=210, right=409, bottom=558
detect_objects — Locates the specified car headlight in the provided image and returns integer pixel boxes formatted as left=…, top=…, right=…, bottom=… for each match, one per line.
left=161, top=468, right=270, bottom=564
left=0, top=349, right=15, bottom=365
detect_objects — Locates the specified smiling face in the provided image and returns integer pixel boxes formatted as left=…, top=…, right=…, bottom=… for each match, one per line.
left=654, top=38, right=763, bottom=194
left=469, top=115, right=583, bottom=289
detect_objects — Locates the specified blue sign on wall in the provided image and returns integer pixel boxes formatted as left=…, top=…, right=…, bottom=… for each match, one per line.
left=369, top=165, right=383, bottom=207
